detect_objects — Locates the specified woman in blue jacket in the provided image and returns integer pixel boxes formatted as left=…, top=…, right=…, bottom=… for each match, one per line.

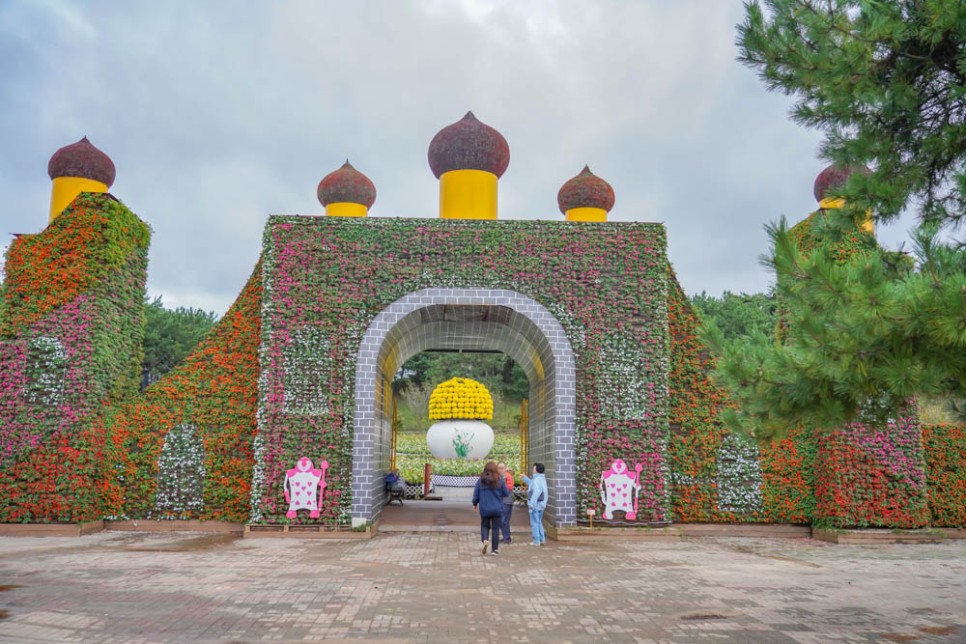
left=472, top=461, right=509, bottom=556
left=522, top=462, right=548, bottom=546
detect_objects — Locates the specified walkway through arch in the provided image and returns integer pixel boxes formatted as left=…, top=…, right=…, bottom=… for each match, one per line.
left=352, top=289, right=577, bottom=527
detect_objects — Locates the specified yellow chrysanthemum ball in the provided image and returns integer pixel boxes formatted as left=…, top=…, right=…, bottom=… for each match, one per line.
left=428, top=377, right=494, bottom=421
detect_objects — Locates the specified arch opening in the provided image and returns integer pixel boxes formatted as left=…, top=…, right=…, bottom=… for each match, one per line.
left=353, top=289, right=577, bottom=527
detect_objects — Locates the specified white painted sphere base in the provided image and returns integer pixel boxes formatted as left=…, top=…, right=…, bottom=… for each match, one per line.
left=426, top=420, right=494, bottom=460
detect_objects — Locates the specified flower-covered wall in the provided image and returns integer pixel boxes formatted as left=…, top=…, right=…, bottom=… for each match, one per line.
left=0, top=194, right=149, bottom=522
left=813, top=418, right=928, bottom=529
left=102, top=264, right=262, bottom=521
left=0, top=190, right=958, bottom=531
left=666, top=275, right=816, bottom=524
left=922, top=423, right=966, bottom=527
left=253, top=216, right=670, bottom=525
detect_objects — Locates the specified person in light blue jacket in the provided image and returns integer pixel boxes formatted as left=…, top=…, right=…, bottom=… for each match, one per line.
left=522, top=462, right=548, bottom=546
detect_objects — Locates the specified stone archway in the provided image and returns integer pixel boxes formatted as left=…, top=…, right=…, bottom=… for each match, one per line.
left=352, top=288, right=576, bottom=527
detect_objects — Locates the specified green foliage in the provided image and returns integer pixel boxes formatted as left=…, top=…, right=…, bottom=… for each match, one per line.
left=142, top=296, right=216, bottom=388
left=710, top=215, right=966, bottom=438
left=739, top=0, right=966, bottom=227
left=690, top=290, right=777, bottom=340
left=394, top=351, right=528, bottom=402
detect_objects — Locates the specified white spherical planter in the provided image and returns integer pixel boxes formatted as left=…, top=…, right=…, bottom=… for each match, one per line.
left=426, top=420, right=494, bottom=460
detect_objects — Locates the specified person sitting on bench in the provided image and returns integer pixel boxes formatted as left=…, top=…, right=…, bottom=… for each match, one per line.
left=385, top=469, right=405, bottom=506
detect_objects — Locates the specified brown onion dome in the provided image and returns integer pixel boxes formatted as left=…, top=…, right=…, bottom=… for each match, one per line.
left=813, top=163, right=871, bottom=203
left=317, top=160, right=376, bottom=208
left=47, top=136, right=116, bottom=187
left=427, top=111, right=510, bottom=179
left=557, top=165, right=615, bottom=214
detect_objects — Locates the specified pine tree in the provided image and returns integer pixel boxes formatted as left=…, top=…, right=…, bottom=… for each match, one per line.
left=715, top=0, right=966, bottom=438
left=739, top=0, right=966, bottom=227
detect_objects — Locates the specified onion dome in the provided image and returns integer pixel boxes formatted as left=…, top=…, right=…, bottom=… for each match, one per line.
left=317, top=160, right=376, bottom=208
left=47, top=136, right=116, bottom=187
left=813, top=164, right=871, bottom=203
left=557, top=165, right=615, bottom=214
left=428, top=111, right=510, bottom=179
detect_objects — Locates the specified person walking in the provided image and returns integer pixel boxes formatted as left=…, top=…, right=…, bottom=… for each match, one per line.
left=472, top=461, right=509, bottom=556
left=497, top=462, right=515, bottom=545
left=522, top=462, right=548, bottom=546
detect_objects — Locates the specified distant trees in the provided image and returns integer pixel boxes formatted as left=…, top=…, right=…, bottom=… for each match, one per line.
left=141, top=296, right=216, bottom=389
left=393, top=352, right=529, bottom=403
left=690, top=291, right=777, bottom=341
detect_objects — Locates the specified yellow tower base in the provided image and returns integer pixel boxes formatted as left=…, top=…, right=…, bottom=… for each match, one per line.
left=819, top=197, right=874, bottom=234
left=325, top=202, right=368, bottom=217
left=49, top=176, right=108, bottom=223
left=565, top=207, right=607, bottom=223
left=440, top=169, right=497, bottom=220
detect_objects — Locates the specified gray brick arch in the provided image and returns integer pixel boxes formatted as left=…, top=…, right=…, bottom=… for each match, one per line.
left=352, top=288, right=577, bottom=527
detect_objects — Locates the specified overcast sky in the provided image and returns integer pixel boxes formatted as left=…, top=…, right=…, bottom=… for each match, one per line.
left=0, top=1, right=918, bottom=316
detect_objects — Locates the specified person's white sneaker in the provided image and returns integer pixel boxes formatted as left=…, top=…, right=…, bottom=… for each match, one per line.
left=481, top=540, right=490, bottom=555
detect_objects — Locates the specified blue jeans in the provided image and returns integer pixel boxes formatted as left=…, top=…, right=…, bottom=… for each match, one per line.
left=500, top=502, right=513, bottom=543
left=528, top=507, right=545, bottom=544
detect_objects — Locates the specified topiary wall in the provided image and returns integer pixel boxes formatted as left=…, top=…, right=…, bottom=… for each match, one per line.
left=919, top=423, right=965, bottom=528
left=0, top=194, right=149, bottom=522
left=253, top=216, right=670, bottom=525
left=0, top=192, right=958, bottom=530
left=667, top=274, right=816, bottom=524
left=102, top=263, right=262, bottom=522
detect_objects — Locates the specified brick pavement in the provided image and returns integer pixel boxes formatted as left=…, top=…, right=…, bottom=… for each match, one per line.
left=0, top=530, right=963, bottom=642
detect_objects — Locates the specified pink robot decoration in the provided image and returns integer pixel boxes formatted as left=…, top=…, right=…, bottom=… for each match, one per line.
left=600, top=459, right=643, bottom=520
left=284, top=456, right=329, bottom=519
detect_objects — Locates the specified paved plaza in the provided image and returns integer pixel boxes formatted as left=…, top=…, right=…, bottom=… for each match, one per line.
left=0, top=525, right=963, bottom=643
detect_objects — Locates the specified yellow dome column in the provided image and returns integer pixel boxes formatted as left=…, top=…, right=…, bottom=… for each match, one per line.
left=46, top=137, right=116, bottom=224
left=565, top=207, right=607, bottom=223
left=317, top=160, right=376, bottom=217
left=557, top=165, right=615, bottom=222
left=439, top=169, right=498, bottom=220
left=49, top=177, right=108, bottom=223
left=325, top=202, right=368, bottom=218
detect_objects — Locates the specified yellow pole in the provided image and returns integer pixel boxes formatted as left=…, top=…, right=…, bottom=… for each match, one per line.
left=519, top=399, right=529, bottom=477
left=49, top=176, right=108, bottom=223
left=326, top=202, right=368, bottom=218
left=390, top=397, right=399, bottom=472
left=565, top=207, right=607, bottom=223
left=440, top=169, right=498, bottom=219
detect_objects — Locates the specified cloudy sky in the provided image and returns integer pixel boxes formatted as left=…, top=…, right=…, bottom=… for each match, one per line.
left=0, top=1, right=917, bottom=316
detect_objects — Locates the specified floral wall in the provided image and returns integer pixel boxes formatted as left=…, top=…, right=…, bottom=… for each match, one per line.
left=253, top=217, right=670, bottom=525
left=813, top=418, right=929, bottom=528
left=922, top=423, right=966, bottom=527
left=666, top=275, right=816, bottom=524
left=0, top=193, right=959, bottom=529
left=101, top=264, right=262, bottom=521
left=0, top=194, right=149, bottom=522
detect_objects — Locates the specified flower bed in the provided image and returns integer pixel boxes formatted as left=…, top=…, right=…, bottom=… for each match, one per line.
left=395, top=433, right=520, bottom=483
